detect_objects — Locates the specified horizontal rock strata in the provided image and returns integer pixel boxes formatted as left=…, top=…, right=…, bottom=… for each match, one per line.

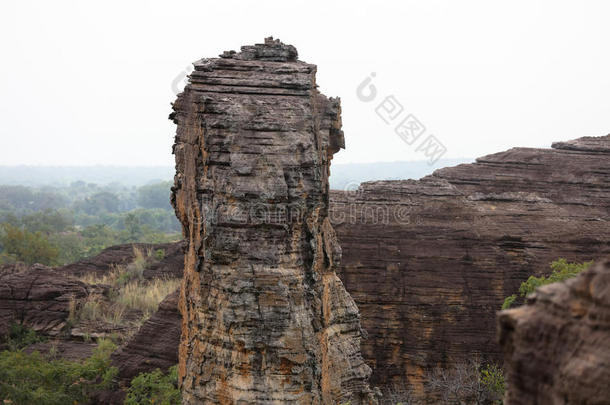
left=170, top=38, right=374, bottom=404
left=0, top=264, right=91, bottom=338
left=102, top=138, right=609, bottom=402
left=330, top=134, right=610, bottom=399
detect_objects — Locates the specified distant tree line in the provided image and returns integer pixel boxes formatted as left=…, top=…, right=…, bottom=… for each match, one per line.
left=0, top=181, right=181, bottom=266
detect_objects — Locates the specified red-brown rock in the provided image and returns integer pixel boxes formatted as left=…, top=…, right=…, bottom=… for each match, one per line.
left=57, top=242, right=184, bottom=280
left=111, top=289, right=181, bottom=382
left=331, top=134, right=610, bottom=398
left=498, top=259, right=610, bottom=404
left=0, top=264, right=90, bottom=338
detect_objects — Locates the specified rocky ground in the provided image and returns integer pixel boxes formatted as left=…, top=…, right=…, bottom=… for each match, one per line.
left=0, top=242, right=184, bottom=403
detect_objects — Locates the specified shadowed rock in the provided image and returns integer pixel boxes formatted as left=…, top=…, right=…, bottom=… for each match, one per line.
left=111, top=289, right=181, bottom=383
left=0, top=264, right=91, bottom=338
left=498, top=259, right=610, bottom=404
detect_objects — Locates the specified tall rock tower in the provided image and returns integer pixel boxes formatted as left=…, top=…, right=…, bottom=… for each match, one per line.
left=170, top=38, right=375, bottom=404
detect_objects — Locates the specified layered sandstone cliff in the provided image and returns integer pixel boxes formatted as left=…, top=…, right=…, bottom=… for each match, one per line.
left=117, top=135, right=609, bottom=402
left=330, top=135, right=610, bottom=398
left=498, top=259, right=610, bottom=404
left=2, top=135, right=606, bottom=402
left=170, top=38, right=374, bottom=404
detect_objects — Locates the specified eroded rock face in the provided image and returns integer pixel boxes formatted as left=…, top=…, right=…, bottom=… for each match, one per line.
left=170, top=38, right=374, bottom=404
left=0, top=264, right=90, bottom=338
left=330, top=135, right=610, bottom=398
left=111, top=289, right=181, bottom=383
left=498, top=259, right=610, bottom=404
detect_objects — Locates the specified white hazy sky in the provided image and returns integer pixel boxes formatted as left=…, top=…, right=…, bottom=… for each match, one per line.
left=0, top=0, right=609, bottom=166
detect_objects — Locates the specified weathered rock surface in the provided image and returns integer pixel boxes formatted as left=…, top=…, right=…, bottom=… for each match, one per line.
left=57, top=242, right=184, bottom=280
left=330, top=134, right=610, bottom=398
left=111, top=289, right=181, bottom=382
left=170, top=37, right=374, bottom=404
left=0, top=264, right=91, bottom=338
left=498, top=259, right=610, bottom=404
left=94, top=139, right=609, bottom=402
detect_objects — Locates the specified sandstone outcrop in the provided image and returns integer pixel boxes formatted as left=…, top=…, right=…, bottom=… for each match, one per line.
left=111, top=289, right=181, bottom=382
left=57, top=242, right=184, bottom=280
left=330, top=134, right=610, bottom=398
left=112, top=134, right=609, bottom=402
left=0, top=264, right=91, bottom=338
left=170, top=38, right=374, bottom=404
left=498, top=259, right=610, bottom=404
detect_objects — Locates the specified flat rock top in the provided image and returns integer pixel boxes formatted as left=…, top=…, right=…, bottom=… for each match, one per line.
left=552, top=134, right=610, bottom=153
left=218, top=36, right=298, bottom=62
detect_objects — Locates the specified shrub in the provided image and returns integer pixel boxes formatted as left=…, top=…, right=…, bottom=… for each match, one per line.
left=125, top=365, right=181, bottom=405
left=502, top=258, right=593, bottom=309
left=480, top=363, right=505, bottom=404
left=518, top=258, right=593, bottom=296
left=426, top=357, right=505, bottom=405
left=501, top=294, right=516, bottom=310
left=125, top=247, right=147, bottom=282
left=0, top=338, right=118, bottom=405
left=3, top=323, right=44, bottom=351
left=0, top=223, right=59, bottom=266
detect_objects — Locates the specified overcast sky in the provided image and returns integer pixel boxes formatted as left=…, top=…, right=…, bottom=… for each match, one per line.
left=1, top=0, right=609, bottom=166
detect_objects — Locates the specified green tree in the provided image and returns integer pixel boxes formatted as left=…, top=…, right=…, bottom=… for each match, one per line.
left=76, top=192, right=121, bottom=215
left=0, top=338, right=118, bottom=405
left=136, top=181, right=172, bottom=210
left=502, top=258, right=593, bottom=309
left=30, top=191, right=68, bottom=211
left=20, top=209, right=73, bottom=234
left=129, top=208, right=181, bottom=233
left=80, top=224, right=119, bottom=257
left=125, top=365, right=181, bottom=405
left=0, top=224, right=59, bottom=266
left=123, top=213, right=142, bottom=241
left=48, top=232, right=86, bottom=265
left=0, top=186, right=34, bottom=210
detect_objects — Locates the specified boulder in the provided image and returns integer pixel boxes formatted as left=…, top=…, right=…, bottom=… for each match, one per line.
left=498, top=259, right=610, bottom=404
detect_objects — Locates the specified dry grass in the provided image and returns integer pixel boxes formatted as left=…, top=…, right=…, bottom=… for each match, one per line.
left=79, top=264, right=123, bottom=286
left=75, top=247, right=180, bottom=326
left=80, top=247, right=148, bottom=287
left=77, top=296, right=126, bottom=326
left=118, top=278, right=181, bottom=318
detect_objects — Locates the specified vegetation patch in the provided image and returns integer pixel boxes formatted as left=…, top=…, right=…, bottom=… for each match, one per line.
left=0, top=338, right=118, bottom=405
left=75, top=248, right=180, bottom=330
left=2, top=323, right=45, bottom=352
left=0, top=182, right=180, bottom=266
left=502, top=258, right=593, bottom=309
left=426, top=358, right=504, bottom=405
left=125, top=365, right=181, bottom=405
